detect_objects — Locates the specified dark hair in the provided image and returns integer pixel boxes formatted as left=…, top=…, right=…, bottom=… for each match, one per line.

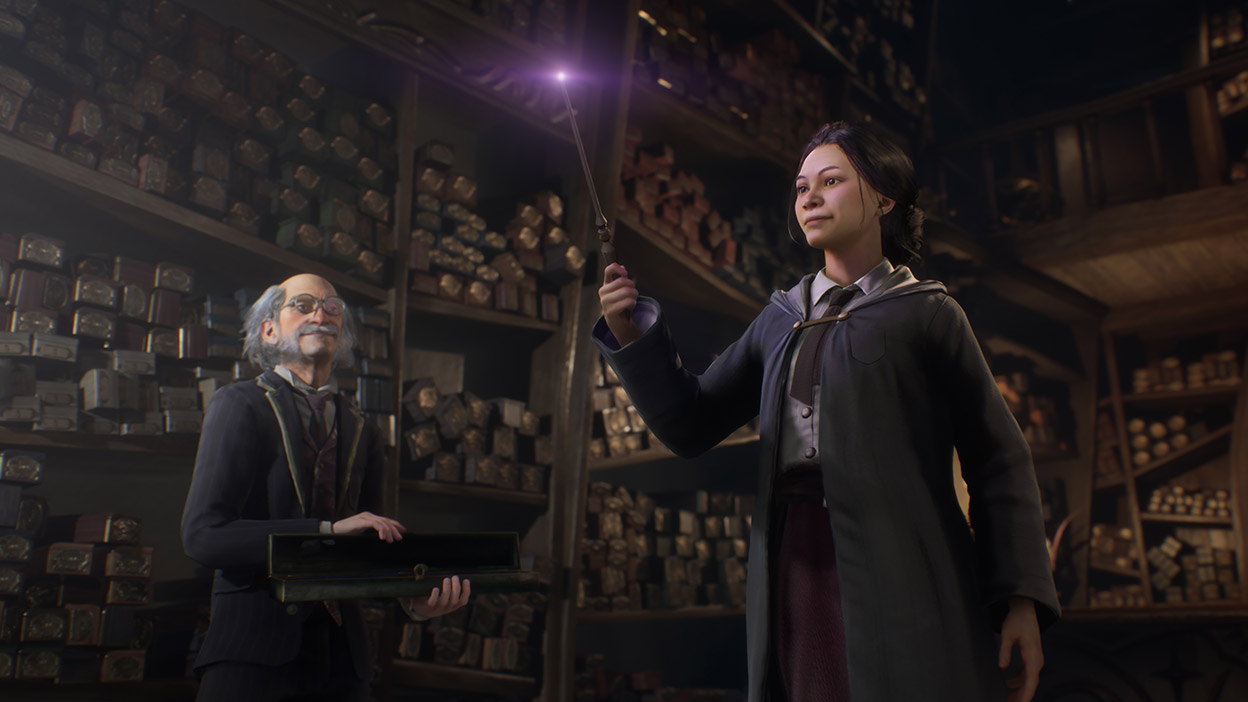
left=787, top=121, right=924, bottom=267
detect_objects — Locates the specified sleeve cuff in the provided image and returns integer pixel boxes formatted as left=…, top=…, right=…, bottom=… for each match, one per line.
left=319, top=520, right=333, bottom=534
left=399, top=598, right=431, bottom=622
left=592, top=297, right=660, bottom=350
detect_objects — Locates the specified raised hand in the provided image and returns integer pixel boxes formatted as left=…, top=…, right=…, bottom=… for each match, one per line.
left=598, top=263, right=641, bottom=346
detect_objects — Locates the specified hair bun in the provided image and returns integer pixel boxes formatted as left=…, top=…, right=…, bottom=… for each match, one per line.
left=907, top=204, right=926, bottom=236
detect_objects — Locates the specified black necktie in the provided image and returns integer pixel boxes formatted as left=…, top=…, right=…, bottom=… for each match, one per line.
left=789, top=285, right=858, bottom=407
left=306, top=392, right=327, bottom=445
left=304, top=391, right=342, bottom=625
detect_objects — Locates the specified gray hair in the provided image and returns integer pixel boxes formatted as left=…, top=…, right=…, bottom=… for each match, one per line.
left=242, top=284, right=357, bottom=371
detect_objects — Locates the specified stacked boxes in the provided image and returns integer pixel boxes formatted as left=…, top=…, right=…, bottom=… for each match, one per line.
left=1087, top=521, right=1147, bottom=610
left=1089, top=523, right=1141, bottom=574
left=1124, top=413, right=1210, bottom=468
left=814, top=0, right=927, bottom=118
left=589, top=355, right=654, bottom=461
left=396, top=555, right=552, bottom=676
left=344, top=306, right=395, bottom=447
left=617, top=126, right=810, bottom=303
left=453, top=0, right=569, bottom=49
left=577, top=482, right=753, bottom=612
left=634, top=2, right=831, bottom=156
left=589, top=353, right=760, bottom=462
left=0, top=233, right=395, bottom=439
left=0, top=0, right=399, bottom=285
left=1147, top=528, right=1241, bottom=604
left=1131, top=350, right=1240, bottom=393
left=401, top=379, right=551, bottom=495
left=993, top=370, right=1066, bottom=453
left=574, top=653, right=746, bottom=702
left=0, top=451, right=158, bottom=682
left=1208, top=4, right=1247, bottom=59
left=408, top=140, right=583, bottom=322
left=1145, top=485, right=1233, bottom=519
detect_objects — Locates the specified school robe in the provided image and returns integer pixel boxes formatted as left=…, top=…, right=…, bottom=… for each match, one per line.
left=592, top=267, right=1060, bottom=702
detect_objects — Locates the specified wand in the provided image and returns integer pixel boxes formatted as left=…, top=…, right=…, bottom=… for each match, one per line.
left=556, top=72, right=620, bottom=279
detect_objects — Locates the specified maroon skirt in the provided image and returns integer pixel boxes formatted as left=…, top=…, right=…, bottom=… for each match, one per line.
left=773, top=465, right=851, bottom=702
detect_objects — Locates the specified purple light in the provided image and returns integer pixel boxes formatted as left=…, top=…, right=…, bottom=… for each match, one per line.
left=556, top=71, right=567, bottom=82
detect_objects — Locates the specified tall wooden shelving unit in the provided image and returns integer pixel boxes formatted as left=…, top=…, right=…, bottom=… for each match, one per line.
left=1071, top=306, right=1248, bottom=617
left=0, top=0, right=602, bottom=699
left=542, top=1, right=1107, bottom=700
left=0, top=1, right=1135, bottom=700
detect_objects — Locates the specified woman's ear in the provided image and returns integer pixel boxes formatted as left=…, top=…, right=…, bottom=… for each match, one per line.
left=877, top=195, right=896, bottom=217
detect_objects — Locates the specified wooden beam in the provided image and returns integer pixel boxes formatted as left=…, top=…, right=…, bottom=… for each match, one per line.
left=1101, top=285, right=1248, bottom=335
left=1005, top=182, right=1248, bottom=267
left=942, top=51, right=1248, bottom=151
left=924, top=217, right=1107, bottom=321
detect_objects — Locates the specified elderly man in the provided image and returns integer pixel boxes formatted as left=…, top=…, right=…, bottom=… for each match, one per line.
left=182, top=274, right=469, bottom=701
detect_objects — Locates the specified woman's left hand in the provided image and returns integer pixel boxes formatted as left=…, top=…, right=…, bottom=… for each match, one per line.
left=999, top=596, right=1043, bottom=702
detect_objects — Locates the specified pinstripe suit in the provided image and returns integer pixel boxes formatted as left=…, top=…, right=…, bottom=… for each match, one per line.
left=182, top=370, right=384, bottom=698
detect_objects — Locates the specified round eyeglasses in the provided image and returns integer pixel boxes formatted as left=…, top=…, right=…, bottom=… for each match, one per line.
left=284, top=294, right=346, bottom=316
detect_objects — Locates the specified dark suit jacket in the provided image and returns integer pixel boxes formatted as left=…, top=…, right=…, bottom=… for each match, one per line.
left=181, top=370, right=385, bottom=680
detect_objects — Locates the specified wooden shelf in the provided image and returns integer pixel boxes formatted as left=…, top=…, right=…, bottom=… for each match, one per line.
left=615, top=213, right=765, bottom=322
left=1062, top=603, right=1248, bottom=622
left=925, top=217, right=1106, bottom=323
left=848, top=77, right=921, bottom=131
left=398, top=480, right=549, bottom=507
left=980, top=333, right=1084, bottom=384
left=0, top=427, right=199, bottom=454
left=1119, top=385, right=1241, bottom=409
left=1088, top=562, right=1145, bottom=579
left=391, top=660, right=538, bottom=697
left=1132, top=425, right=1234, bottom=480
left=629, top=82, right=793, bottom=171
left=577, top=605, right=745, bottom=623
left=719, top=0, right=857, bottom=76
left=1140, top=512, right=1235, bottom=526
left=1220, top=91, right=1248, bottom=119
left=0, top=132, right=387, bottom=303
left=407, top=293, right=560, bottom=333
left=589, top=432, right=760, bottom=471
left=0, top=681, right=197, bottom=700
left=422, top=0, right=567, bottom=62
left=267, top=0, right=576, bottom=148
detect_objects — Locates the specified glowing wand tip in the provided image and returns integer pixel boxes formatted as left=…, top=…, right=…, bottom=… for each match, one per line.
left=556, top=71, right=567, bottom=82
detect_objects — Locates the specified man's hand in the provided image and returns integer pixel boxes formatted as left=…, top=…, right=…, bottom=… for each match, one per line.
left=599, top=263, right=641, bottom=346
left=332, top=511, right=406, bottom=543
left=999, top=596, right=1044, bottom=702
left=401, top=575, right=472, bottom=619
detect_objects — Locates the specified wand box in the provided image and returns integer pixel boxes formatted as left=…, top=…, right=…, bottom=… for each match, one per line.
left=268, top=532, right=539, bottom=602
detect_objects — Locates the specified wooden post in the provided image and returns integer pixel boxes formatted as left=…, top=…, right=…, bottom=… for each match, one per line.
left=1185, top=80, right=1227, bottom=188
left=1142, top=99, right=1166, bottom=197
left=1052, top=123, right=1087, bottom=218
left=1035, top=129, right=1056, bottom=219
left=1083, top=116, right=1105, bottom=209
left=982, top=145, right=998, bottom=229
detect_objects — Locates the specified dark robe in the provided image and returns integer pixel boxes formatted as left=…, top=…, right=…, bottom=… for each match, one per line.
left=592, top=267, right=1060, bottom=702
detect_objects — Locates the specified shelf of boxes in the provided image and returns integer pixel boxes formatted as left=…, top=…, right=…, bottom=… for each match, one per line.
left=575, top=482, right=753, bottom=616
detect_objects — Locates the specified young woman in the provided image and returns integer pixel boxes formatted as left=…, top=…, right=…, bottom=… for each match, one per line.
left=594, top=122, right=1059, bottom=702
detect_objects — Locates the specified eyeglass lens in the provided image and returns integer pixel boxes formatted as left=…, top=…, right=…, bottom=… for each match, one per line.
left=291, top=294, right=344, bottom=315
